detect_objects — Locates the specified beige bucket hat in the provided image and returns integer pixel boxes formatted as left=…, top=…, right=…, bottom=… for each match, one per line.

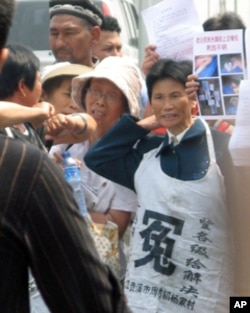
left=72, top=56, right=142, bottom=117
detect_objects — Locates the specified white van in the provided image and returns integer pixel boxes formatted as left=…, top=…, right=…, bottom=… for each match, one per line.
left=7, top=0, right=139, bottom=66
left=96, top=0, right=139, bottom=61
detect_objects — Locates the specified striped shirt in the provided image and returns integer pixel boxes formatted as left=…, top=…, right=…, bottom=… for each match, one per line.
left=0, top=135, right=130, bottom=313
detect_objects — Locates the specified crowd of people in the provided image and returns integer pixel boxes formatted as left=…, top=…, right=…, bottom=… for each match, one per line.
left=0, top=0, right=250, bottom=312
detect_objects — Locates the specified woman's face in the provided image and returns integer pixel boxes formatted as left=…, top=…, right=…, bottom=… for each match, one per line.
left=84, top=78, right=127, bottom=132
left=151, top=78, right=196, bottom=135
left=43, top=77, right=81, bottom=114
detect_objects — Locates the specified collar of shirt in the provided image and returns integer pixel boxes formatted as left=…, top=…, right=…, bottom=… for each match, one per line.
left=168, top=128, right=190, bottom=146
left=155, top=118, right=206, bottom=157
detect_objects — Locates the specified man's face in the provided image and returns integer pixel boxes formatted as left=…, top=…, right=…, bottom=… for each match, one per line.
left=92, top=30, right=122, bottom=61
left=49, top=14, right=93, bottom=66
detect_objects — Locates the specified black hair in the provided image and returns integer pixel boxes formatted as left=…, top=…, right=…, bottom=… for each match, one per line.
left=80, top=78, right=92, bottom=110
left=43, top=75, right=74, bottom=97
left=0, top=0, right=15, bottom=49
left=0, top=43, right=40, bottom=99
left=146, top=59, right=192, bottom=101
left=101, top=16, right=121, bottom=33
left=202, top=16, right=218, bottom=31
left=203, top=11, right=246, bottom=31
left=202, top=11, right=247, bottom=67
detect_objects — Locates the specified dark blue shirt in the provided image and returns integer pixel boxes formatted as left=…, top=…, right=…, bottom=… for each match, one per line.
left=85, top=115, right=234, bottom=192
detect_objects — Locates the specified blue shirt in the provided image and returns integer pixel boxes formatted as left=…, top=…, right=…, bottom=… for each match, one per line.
left=85, top=115, right=234, bottom=192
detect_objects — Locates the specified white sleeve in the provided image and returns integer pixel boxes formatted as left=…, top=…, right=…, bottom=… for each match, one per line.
left=111, top=183, right=137, bottom=213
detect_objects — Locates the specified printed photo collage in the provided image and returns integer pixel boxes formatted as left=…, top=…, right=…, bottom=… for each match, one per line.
left=193, top=29, right=246, bottom=119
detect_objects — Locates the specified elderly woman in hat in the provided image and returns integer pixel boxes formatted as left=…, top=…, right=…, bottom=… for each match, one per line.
left=46, top=56, right=143, bottom=280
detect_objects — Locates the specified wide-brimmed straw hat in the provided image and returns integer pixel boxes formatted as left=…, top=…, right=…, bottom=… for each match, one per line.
left=41, top=62, right=92, bottom=85
left=72, top=56, right=142, bottom=117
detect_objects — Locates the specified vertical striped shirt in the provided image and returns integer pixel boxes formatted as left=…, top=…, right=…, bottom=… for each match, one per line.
left=0, top=135, right=130, bottom=313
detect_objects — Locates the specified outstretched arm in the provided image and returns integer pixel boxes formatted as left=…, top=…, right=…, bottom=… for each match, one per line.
left=45, top=113, right=97, bottom=144
left=0, top=101, right=54, bottom=128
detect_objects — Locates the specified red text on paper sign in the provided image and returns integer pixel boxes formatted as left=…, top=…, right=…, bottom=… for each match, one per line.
left=196, top=35, right=239, bottom=44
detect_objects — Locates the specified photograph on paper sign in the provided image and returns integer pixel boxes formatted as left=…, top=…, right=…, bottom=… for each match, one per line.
left=197, top=78, right=223, bottom=116
left=220, top=53, right=244, bottom=74
left=221, top=74, right=243, bottom=95
left=194, top=54, right=218, bottom=78
left=224, top=96, right=239, bottom=115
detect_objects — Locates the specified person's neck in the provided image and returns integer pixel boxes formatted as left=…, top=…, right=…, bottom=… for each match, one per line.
left=3, top=95, right=25, bottom=106
left=75, top=55, right=97, bottom=68
left=13, top=123, right=26, bottom=133
left=89, top=126, right=108, bottom=146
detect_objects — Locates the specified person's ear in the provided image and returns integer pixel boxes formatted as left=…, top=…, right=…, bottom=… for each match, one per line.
left=0, top=48, right=9, bottom=70
left=90, top=26, right=101, bottom=45
left=40, top=89, right=48, bottom=102
left=18, top=78, right=27, bottom=98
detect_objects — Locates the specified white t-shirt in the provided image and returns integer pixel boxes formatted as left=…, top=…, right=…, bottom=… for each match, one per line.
left=50, top=141, right=137, bottom=278
left=50, top=141, right=137, bottom=214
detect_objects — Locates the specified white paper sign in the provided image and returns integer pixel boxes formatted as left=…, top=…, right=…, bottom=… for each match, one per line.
left=229, top=80, right=250, bottom=166
left=193, top=29, right=246, bottom=120
left=244, top=28, right=250, bottom=76
left=141, top=0, right=202, bottom=60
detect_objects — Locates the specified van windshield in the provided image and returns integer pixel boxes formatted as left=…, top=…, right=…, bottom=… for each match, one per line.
left=8, top=1, right=50, bottom=50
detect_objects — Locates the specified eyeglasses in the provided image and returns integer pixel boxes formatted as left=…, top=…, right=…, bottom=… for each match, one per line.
left=85, top=88, right=123, bottom=104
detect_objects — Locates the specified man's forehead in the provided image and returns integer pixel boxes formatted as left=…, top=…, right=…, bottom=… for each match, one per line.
left=100, top=31, right=121, bottom=41
left=50, top=14, right=85, bottom=29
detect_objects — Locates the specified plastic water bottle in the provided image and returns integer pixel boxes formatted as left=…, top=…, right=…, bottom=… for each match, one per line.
left=61, top=151, right=88, bottom=216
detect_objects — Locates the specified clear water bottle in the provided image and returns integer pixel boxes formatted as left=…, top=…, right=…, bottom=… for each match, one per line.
left=61, top=151, right=88, bottom=216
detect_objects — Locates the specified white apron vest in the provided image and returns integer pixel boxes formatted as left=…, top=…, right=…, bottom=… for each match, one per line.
left=125, top=119, right=234, bottom=313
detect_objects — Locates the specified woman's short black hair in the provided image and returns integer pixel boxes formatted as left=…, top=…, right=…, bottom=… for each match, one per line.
left=0, top=0, right=15, bottom=49
left=0, top=43, right=40, bottom=99
left=43, top=75, right=73, bottom=97
left=80, top=78, right=92, bottom=111
left=203, top=11, right=246, bottom=31
left=146, top=58, right=192, bottom=101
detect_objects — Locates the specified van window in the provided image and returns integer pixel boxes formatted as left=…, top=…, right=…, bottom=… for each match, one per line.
left=121, top=1, right=138, bottom=47
left=8, top=1, right=50, bottom=50
left=7, top=0, right=139, bottom=66
left=94, top=0, right=112, bottom=16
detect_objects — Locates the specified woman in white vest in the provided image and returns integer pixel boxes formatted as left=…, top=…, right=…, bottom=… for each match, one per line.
left=84, top=58, right=236, bottom=313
